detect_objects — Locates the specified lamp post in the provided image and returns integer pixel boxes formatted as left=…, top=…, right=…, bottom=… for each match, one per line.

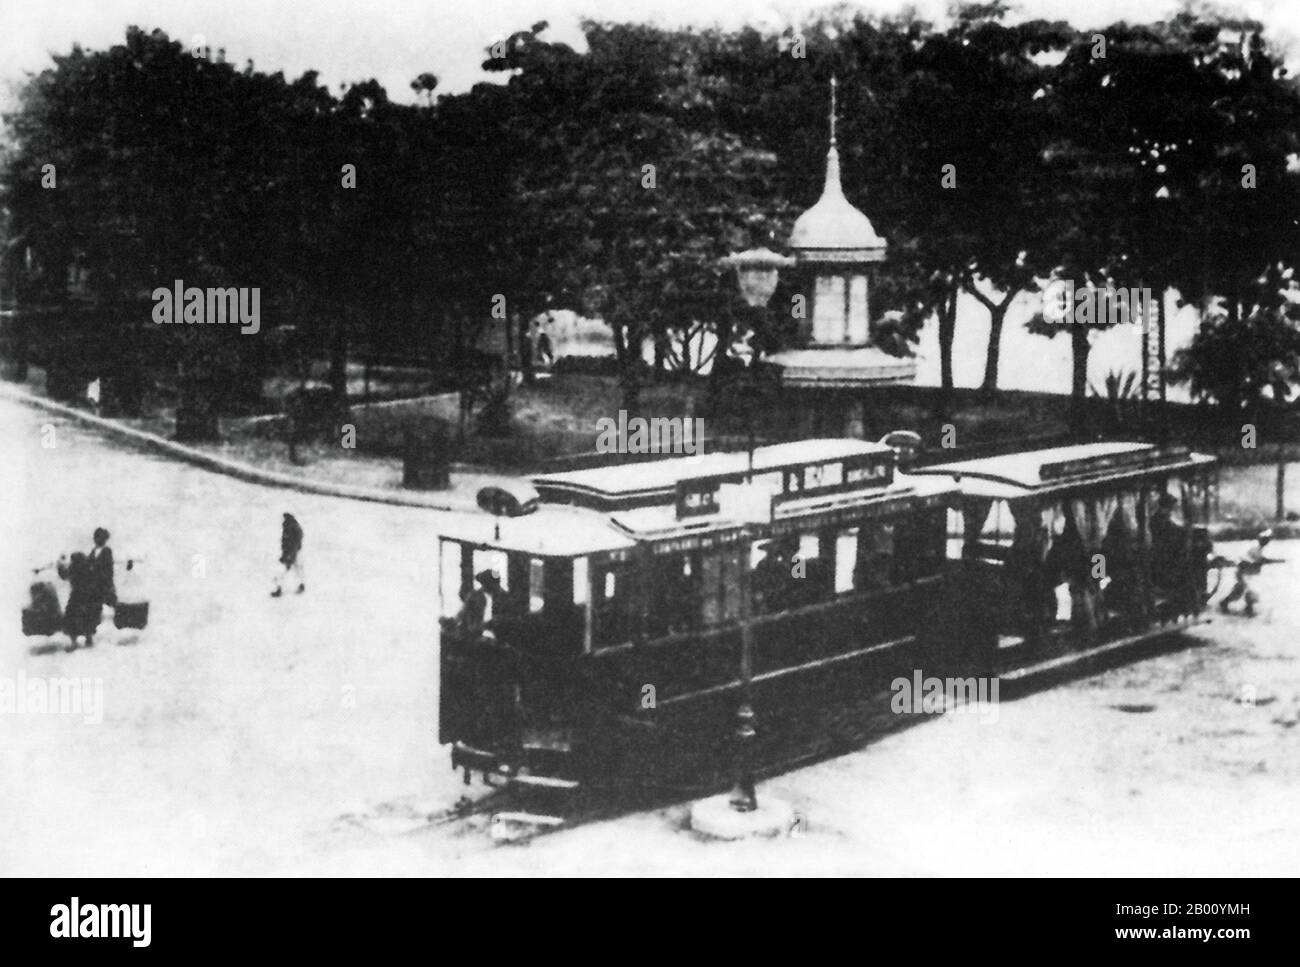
left=721, top=246, right=793, bottom=813
left=722, top=247, right=794, bottom=311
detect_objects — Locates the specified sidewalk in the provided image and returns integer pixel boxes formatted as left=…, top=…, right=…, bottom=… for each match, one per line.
left=0, top=381, right=484, bottom=513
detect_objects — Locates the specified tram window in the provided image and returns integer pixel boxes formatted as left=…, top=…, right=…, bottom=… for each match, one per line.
left=439, top=541, right=465, bottom=619
left=700, top=548, right=744, bottom=626
left=648, top=553, right=701, bottom=635
left=472, top=549, right=509, bottom=588
left=798, top=534, right=820, bottom=562
left=835, top=530, right=858, bottom=593
left=981, top=501, right=1015, bottom=548
left=854, top=521, right=895, bottom=590
left=573, top=557, right=590, bottom=606
left=529, top=558, right=545, bottom=613
left=702, top=552, right=724, bottom=626
left=946, top=509, right=965, bottom=560
left=592, top=559, right=635, bottom=648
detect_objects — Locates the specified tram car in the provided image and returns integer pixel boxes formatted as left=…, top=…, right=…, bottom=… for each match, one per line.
left=437, top=437, right=1217, bottom=796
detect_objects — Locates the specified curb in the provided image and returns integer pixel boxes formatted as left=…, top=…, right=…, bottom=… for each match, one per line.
left=0, top=383, right=475, bottom=513
left=8, top=381, right=1299, bottom=535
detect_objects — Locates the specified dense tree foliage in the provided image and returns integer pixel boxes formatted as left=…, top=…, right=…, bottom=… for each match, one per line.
left=3, top=5, right=1300, bottom=434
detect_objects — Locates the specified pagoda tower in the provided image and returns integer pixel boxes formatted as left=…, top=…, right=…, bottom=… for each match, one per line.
left=767, top=78, right=916, bottom=415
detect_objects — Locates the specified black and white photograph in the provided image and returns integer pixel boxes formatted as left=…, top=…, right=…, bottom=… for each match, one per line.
left=0, top=0, right=1296, bottom=905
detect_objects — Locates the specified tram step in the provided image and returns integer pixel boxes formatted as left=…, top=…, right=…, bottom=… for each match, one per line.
left=509, top=773, right=581, bottom=792
left=490, top=812, right=565, bottom=841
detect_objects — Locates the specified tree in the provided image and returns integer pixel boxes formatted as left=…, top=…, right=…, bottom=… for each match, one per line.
left=2, top=28, right=347, bottom=438
left=1172, top=266, right=1300, bottom=414
left=476, top=21, right=790, bottom=411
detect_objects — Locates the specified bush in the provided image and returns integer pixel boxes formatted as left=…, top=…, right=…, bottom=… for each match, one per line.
left=1171, top=289, right=1300, bottom=413
left=551, top=355, right=625, bottom=378
left=475, top=381, right=514, bottom=437
left=285, top=383, right=348, bottom=441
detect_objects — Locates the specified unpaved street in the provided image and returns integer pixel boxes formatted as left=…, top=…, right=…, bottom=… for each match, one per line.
left=2, top=398, right=1297, bottom=875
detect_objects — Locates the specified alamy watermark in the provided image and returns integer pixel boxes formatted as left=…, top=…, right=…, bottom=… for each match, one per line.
left=1042, top=280, right=1155, bottom=328
left=890, top=670, right=1000, bottom=724
left=152, top=279, right=260, bottom=334
left=50, top=897, right=150, bottom=947
left=595, top=410, right=704, bottom=455
left=0, top=671, right=103, bottom=724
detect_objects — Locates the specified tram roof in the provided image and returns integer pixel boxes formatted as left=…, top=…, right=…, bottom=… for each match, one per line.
left=911, top=441, right=1215, bottom=498
left=436, top=505, right=637, bottom=557
left=609, top=473, right=957, bottom=542
left=532, top=439, right=890, bottom=502
left=437, top=445, right=957, bottom=558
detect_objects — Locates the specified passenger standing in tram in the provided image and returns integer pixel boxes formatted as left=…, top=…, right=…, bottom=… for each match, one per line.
left=1100, top=510, right=1137, bottom=621
left=754, top=537, right=797, bottom=614
left=1045, top=516, right=1097, bottom=631
left=1009, top=515, right=1054, bottom=633
left=1149, top=493, right=1186, bottom=584
left=460, top=569, right=509, bottom=639
left=453, top=571, right=496, bottom=639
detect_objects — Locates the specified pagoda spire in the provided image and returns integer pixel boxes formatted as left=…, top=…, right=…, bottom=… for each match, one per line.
left=823, top=76, right=845, bottom=201
left=830, top=75, right=838, bottom=149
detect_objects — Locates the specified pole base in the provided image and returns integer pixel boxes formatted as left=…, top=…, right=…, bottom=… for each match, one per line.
left=689, top=793, right=796, bottom=841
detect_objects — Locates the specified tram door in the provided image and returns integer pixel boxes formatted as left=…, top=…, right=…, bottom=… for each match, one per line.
left=437, top=540, right=519, bottom=746
left=438, top=539, right=476, bottom=744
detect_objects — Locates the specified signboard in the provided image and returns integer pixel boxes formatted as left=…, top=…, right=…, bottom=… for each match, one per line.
left=675, top=478, right=719, bottom=519
left=1040, top=446, right=1190, bottom=482
left=778, top=452, right=891, bottom=503
left=675, top=451, right=893, bottom=519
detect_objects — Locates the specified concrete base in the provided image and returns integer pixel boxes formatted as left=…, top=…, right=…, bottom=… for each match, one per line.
left=689, top=794, right=797, bottom=841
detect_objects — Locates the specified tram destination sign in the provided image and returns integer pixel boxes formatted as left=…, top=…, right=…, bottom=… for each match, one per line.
left=1039, top=445, right=1192, bottom=482
left=775, top=451, right=892, bottom=504
left=674, top=450, right=893, bottom=520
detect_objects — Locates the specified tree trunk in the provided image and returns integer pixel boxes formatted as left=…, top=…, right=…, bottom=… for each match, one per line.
left=613, top=322, right=640, bottom=413
left=935, top=283, right=959, bottom=419
left=938, top=283, right=958, bottom=392
left=708, top=313, right=735, bottom=400
left=519, top=314, right=535, bottom=387
left=1070, top=326, right=1090, bottom=432
left=620, top=362, right=641, bottom=413
left=982, top=300, right=1009, bottom=391
left=328, top=314, right=348, bottom=403
left=653, top=332, right=668, bottom=381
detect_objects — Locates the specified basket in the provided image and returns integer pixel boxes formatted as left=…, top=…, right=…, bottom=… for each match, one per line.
left=114, top=601, right=150, bottom=630
left=22, top=608, right=61, bottom=637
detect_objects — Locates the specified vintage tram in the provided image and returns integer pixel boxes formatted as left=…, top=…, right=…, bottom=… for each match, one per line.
left=437, top=437, right=1217, bottom=797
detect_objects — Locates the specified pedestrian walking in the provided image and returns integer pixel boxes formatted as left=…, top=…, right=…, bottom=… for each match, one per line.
left=272, top=513, right=305, bottom=597
left=59, top=552, right=99, bottom=649
left=88, top=527, right=117, bottom=614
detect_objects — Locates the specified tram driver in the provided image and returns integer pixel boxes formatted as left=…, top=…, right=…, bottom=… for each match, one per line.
left=449, top=569, right=506, bottom=641
left=753, top=536, right=798, bottom=614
